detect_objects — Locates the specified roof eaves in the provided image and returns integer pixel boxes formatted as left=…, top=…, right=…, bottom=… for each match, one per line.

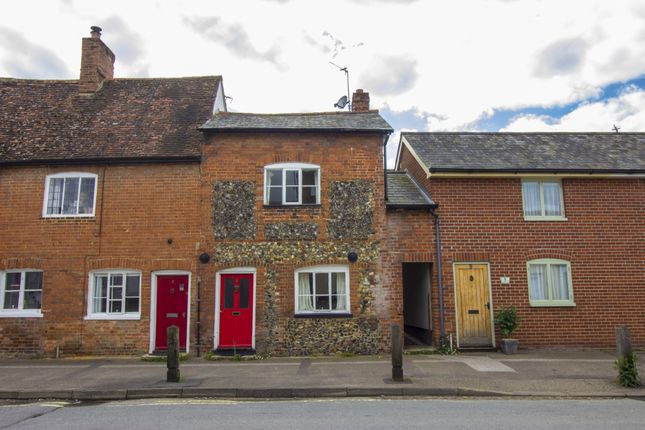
left=0, top=156, right=201, bottom=167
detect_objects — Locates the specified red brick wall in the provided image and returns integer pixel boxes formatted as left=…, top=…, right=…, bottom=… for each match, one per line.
left=400, top=145, right=645, bottom=347
left=383, top=208, right=436, bottom=334
left=0, top=163, right=201, bottom=356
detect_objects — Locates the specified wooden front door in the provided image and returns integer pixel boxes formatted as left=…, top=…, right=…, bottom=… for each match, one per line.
left=219, top=273, right=254, bottom=349
left=155, top=275, right=189, bottom=351
left=454, top=264, right=492, bottom=347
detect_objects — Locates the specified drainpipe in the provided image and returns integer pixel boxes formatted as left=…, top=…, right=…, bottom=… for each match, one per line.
left=430, top=207, right=445, bottom=346
left=196, top=278, right=201, bottom=357
left=383, top=133, right=391, bottom=201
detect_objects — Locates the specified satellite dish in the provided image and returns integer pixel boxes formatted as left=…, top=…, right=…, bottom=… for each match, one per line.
left=334, top=95, right=348, bottom=109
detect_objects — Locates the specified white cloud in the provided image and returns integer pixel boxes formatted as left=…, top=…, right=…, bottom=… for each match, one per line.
left=0, top=0, right=644, bottom=128
left=502, top=87, right=645, bottom=131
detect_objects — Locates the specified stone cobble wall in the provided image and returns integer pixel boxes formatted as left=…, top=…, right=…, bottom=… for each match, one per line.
left=264, top=223, right=318, bottom=241
left=212, top=241, right=380, bottom=266
left=282, top=316, right=380, bottom=355
left=212, top=181, right=256, bottom=239
left=328, top=180, right=375, bottom=239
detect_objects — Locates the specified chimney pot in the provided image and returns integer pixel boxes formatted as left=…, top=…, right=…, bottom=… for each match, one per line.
left=351, top=89, right=370, bottom=112
left=90, top=26, right=102, bottom=39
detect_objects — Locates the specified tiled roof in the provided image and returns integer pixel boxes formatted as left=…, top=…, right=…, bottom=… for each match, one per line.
left=402, top=132, right=645, bottom=173
left=386, top=171, right=435, bottom=207
left=199, top=111, right=393, bottom=133
left=0, top=76, right=220, bottom=164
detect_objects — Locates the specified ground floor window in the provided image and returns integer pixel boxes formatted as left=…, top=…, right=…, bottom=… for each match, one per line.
left=0, top=270, right=43, bottom=317
left=527, top=259, right=575, bottom=306
left=87, top=270, right=141, bottom=319
left=295, top=265, right=350, bottom=314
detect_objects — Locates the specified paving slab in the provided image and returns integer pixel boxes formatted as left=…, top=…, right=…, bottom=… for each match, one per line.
left=0, top=349, right=644, bottom=400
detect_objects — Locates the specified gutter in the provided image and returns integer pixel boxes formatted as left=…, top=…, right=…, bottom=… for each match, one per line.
left=428, top=167, right=645, bottom=175
left=0, top=156, right=201, bottom=167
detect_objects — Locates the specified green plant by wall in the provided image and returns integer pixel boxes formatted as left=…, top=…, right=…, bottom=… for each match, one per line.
left=495, top=306, right=521, bottom=338
left=615, top=353, right=641, bottom=388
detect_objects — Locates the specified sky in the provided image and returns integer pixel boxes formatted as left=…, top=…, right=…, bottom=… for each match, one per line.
left=1, top=0, right=645, bottom=166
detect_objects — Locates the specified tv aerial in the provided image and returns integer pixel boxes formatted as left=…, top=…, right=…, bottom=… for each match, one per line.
left=330, top=61, right=350, bottom=110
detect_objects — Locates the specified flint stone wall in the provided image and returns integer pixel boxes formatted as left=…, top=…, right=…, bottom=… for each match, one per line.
left=264, top=223, right=318, bottom=241
left=282, top=316, right=380, bottom=355
left=328, top=180, right=375, bottom=239
left=212, top=181, right=256, bottom=239
left=213, top=240, right=379, bottom=265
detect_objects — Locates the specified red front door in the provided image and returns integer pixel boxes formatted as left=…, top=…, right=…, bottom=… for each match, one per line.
left=219, top=273, right=254, bottom=349
left=155, top=275, right=189, bottom=351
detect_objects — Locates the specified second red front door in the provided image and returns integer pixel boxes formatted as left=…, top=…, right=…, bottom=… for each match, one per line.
left=219, top=273, right=254, bottom=349
left=155, top=275, right=189, bottom=351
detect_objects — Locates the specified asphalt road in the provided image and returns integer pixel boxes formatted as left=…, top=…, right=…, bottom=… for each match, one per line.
left=1, top=398, right=644, bottom=429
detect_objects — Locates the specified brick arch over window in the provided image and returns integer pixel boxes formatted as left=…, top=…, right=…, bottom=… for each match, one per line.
left=0, top=257, right=44, bottom=271
left=523, top=248, right=574, bottom=262
left=86, top=258, right=146, bottom=272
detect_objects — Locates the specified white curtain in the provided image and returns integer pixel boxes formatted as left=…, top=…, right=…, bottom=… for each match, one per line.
left=543, top=182, right=562, bottom=216
left=333, top=273, right=347, bottom=311
left=550, top=264, right=569, bottom=300
left=529, top=264, right=548, bottom=300
left=298, top=273, right=314, bottom=311
left=47, top=178, right=64, bottom=214
left=522, top=182, right=541, bottom=216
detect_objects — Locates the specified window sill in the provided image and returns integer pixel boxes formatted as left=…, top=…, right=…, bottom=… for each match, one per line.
left=295, top=313, right=353, bottom=318
left=85, top=314, right=141, bottom=321
left=524, top=216, right=568, bottom=222
left=0, top=311, right=43, bottom=318
left=529, top=301, right=576, bottom=307
left=263, top=204, right=322, bottom=209
left=42, top=214, right=96, bottom=219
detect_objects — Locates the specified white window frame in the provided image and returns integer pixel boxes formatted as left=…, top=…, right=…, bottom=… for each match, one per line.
left=526, top=259, right=575, bottom=307
left=521, top=179, right=566, bottom=221
left=294, top=265, right=350, bottom=315
left=42, top=172, right=98, bottom=218
left=264, top=162, right=320, bottom=206
left=86, top=269, right=142, bottom=320
left=0, top=269, right=44, bottom=318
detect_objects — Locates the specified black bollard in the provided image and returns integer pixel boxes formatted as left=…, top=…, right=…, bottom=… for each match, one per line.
left=391, top=324, right=403, bottom=382
left=167, top=325, right=180, bottom=383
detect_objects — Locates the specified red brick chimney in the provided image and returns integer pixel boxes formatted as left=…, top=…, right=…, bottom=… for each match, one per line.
left=351, top=89, right=370, bottom=112
left=79, top=26, right=115, bottom=93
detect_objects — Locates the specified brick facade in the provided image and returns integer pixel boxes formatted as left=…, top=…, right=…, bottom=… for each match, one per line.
left=0, top=163, right=201, bottom=356
left=399, top=145, right=645, bottom=347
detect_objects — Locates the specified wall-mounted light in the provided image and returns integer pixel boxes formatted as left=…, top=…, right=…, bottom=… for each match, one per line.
left=199, top=252, right=210, bottom=264
left=347, top=251, right=358, bottom=263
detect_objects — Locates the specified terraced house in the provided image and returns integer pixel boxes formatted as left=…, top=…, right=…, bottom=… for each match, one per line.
left=394, top=133, right=645, bottom=349
left=1, top=29, right=643, bottom=357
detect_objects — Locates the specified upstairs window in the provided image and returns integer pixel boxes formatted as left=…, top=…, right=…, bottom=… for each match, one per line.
left=527, top=259, right=575, bottom=306
left=264, top=163, right=320, bottom=205
left=0, top=270, right=43, bottom=316
left=522, top=179, right=565, bottom=220
left=295, top=265, right=350, bottom=315
left=87, top=270, right=141, bottom=320
left=43, top=173, right=97, bottom=217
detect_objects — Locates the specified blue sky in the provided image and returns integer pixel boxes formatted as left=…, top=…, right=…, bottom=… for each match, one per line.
left=473, top=75, right=645, bottom=132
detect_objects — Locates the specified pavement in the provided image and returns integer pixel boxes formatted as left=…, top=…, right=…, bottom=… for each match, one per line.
left=1, top=348, right=644, bottom=401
